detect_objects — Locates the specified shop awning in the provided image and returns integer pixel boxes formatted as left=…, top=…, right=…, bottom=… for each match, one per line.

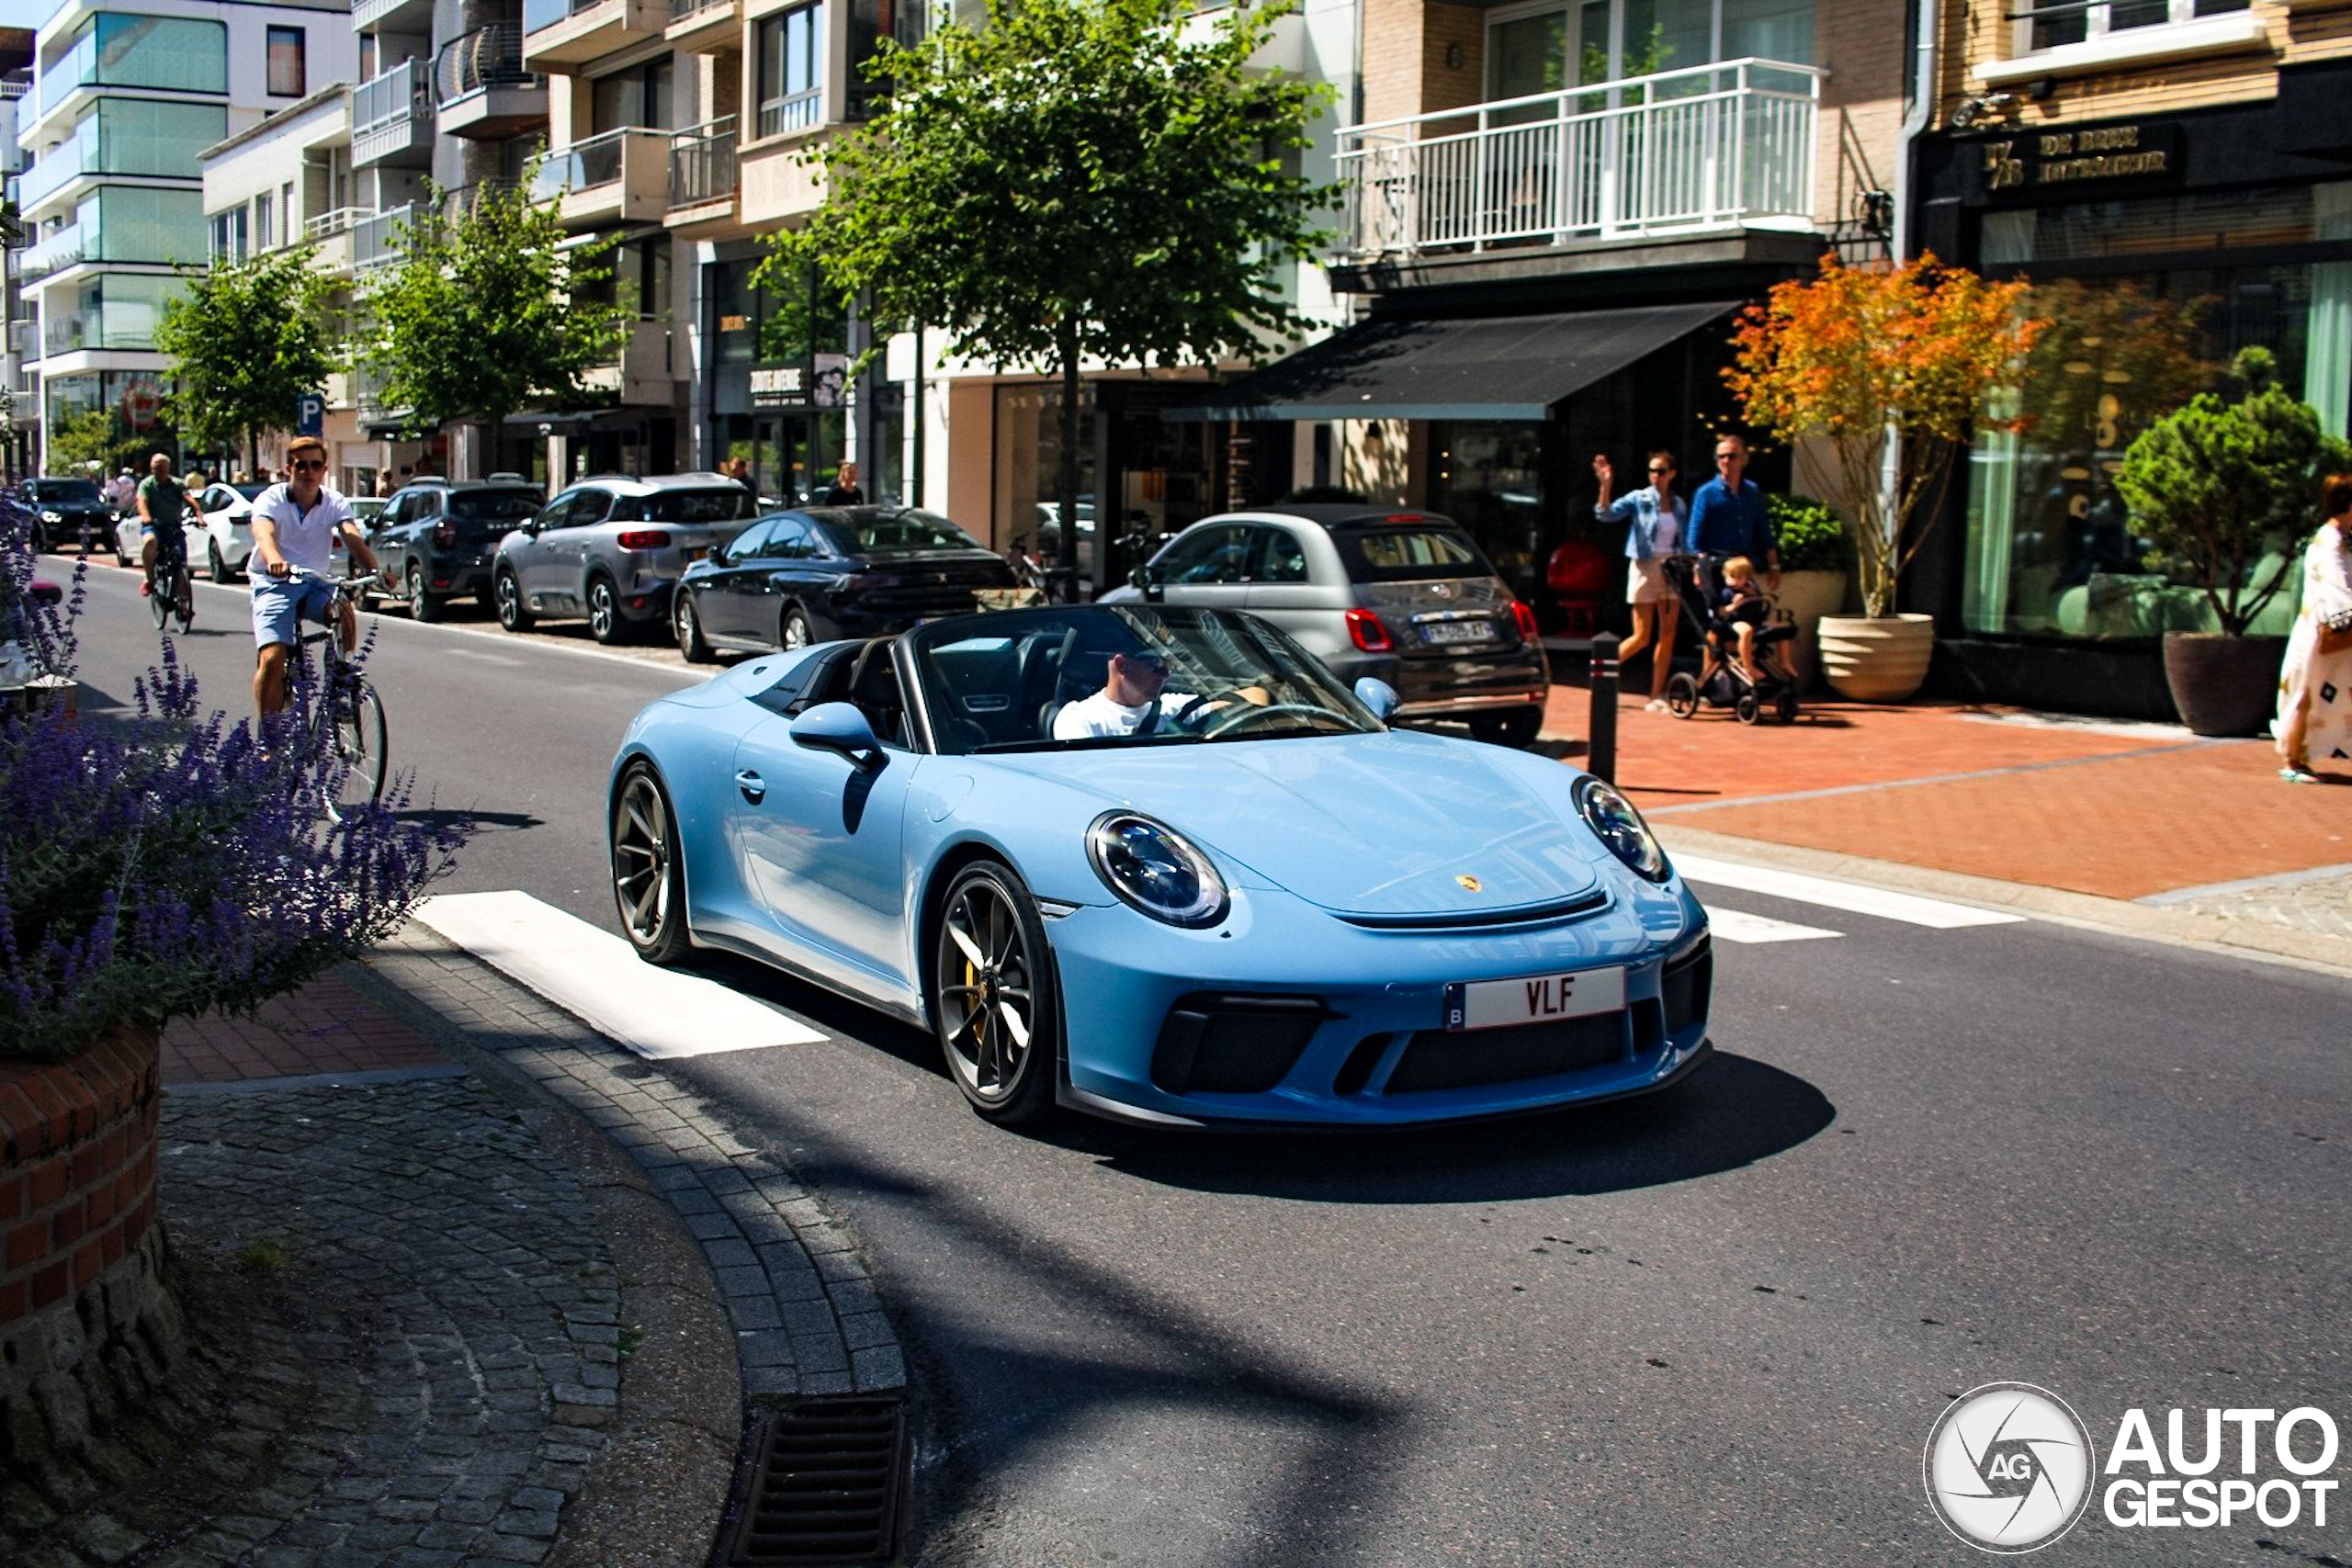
left=1166, top=299, right=1742, bottom=423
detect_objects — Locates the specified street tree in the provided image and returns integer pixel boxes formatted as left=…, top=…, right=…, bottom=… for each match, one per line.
left=360, top=174, right=628, bottom=470
left=762, top=0, right=1332, bottom=572
left=1725, top=253, right=2047, bottom=617
left=154, top=246, right=343, bottom=477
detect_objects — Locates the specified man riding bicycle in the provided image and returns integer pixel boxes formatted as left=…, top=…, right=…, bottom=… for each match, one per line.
left=250, top=435, right=379, bottom=719
left=136, top=453, right=189, bottom=597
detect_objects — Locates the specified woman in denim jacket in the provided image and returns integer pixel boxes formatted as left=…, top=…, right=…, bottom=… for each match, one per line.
left=1593, top=450, right=1688, bottom=711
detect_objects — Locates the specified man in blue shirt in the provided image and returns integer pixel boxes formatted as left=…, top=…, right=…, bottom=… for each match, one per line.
left=1686, top=435, right=1781, bottom=592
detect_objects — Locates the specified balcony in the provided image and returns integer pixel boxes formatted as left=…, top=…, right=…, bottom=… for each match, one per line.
left=520, top=0, right=667, bottom=73
left=37, top=17, right=227, bottom=120
left=18, top=99, right=223, bottom=215
left=352, top=0, right=435, bottom=36
left=1335, top=59, right=1823, bottom=276
left=666, top=0, right=740, bottom=52
left=435, top=24, right=548, bottom=141
left=666, top=116, right=738, bottom=235
left=354, top=204, right=418, bottom=272
left=20, top=225, right=85, bottom=282
left=532, top=128, right=670, bottom=228
left=353, top=59, right=434, bottom=168
left=303, top=205, right=370, bottom=275
left=582, top=319, right=675, bottom=405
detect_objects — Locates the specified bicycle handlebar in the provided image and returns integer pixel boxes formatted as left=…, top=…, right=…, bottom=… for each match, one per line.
left=278, top=565, right=384, bottom=595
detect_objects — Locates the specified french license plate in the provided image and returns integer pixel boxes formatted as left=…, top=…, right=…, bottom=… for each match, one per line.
left=1422, top=619, right=1498, bottom=647
left=1443, top=967, right=1625, bottom=1032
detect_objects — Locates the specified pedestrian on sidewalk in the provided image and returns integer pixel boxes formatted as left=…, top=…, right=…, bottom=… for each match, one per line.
left=1688, top=435, right=1781, bottom=593
left=1593, top=449, right=1686, bottom=710
left=823, top=461, right=865, bottom=506
left=2275, top=472, right=2352, bottom=783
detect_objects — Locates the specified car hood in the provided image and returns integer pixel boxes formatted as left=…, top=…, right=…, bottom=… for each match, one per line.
left=978, top=731, right=1603, bottom=917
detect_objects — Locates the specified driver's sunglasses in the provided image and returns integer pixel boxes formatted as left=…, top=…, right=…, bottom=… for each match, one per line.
left=1128, top=654, right=1169, bottom=674
left=291, top=457, right=327, bottom=472
left=1648, top=466, right=1673, bottom=474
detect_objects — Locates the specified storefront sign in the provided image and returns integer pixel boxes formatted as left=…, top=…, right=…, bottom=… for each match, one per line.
left=751, top=365, right=806, bottom=406
left=1973, top=122, right=2180, bottom=199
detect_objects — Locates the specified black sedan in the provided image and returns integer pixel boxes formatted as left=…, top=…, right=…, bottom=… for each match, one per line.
left=20, top=479, right=113, bottom=555
left=672, top=506, right=1017, bottom=660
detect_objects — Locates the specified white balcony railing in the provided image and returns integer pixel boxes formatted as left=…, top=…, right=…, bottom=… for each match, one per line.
left=354, top=204, right=417, bottom=270
left=304, top=205, right=370, bottom=241
left=1337, top=58, right=1823, bottom=258
left=354, top=58, right=428, bottom=137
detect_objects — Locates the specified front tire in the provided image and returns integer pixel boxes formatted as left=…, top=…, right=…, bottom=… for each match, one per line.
left=588, top=576, right=624, bottom=645
left=494, top=569, right=533, bottom=632
left=407, top=564, right=444, bottom=624
left=674, top=592, right=715, bottom=663
left=324, top=683, right=389, bottom=824
left=610, top=765, right=691, bottom=965
left=933, top=863, right=1058, bottom=1126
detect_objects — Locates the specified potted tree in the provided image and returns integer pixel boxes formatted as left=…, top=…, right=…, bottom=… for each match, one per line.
left=1726, top=254, right=2047, bottom=701
left=2114, top=347, right=2351, bottom=737
left=0, top=514, right=461, bottom=1482
left=1765, top=492, right=1854, bottom=689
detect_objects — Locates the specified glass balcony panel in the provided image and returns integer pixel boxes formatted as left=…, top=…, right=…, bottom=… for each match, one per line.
left=41, top=15, right=228, bottom=113
left=354, top=204, right=418, bottom=270
left=523, top=0, right=573, bottom=33
left=24, top=99, right=228, bottom=207
left=45, top=274, right=184, bottom=355
left=668, top=116, right=737, bottom=208
left=353, top=59, right=425, bottom=134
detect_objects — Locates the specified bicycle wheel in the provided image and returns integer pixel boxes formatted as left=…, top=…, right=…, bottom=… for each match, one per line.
left=173, top=568, right=194, bottom=634
left=324, top=680, right=390, bottom=823
left=148, top=570, right=168, bottom=630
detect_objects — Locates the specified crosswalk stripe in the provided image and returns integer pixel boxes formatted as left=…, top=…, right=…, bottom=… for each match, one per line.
left=413, top=890, right=824, bottom=1059
left=1671, top=854, right=2027, bottom=930
left=1705, top=907, right=1844, bottom=944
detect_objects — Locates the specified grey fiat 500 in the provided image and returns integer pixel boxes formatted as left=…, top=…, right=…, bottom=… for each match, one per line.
left=492, top=473, right=759, bottom=644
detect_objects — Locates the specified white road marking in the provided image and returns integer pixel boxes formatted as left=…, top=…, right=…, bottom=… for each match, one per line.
left=413, top=890, right=823, bottom=1059
left=1704, top=908, right=1844, bottom=944
left=1671, top=854, right=2027, bottom=930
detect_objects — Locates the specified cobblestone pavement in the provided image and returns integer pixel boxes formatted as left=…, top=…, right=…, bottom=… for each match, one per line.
left=364, top=931, right=908, bottom=1403
left=2146, top=868, right=2352, bottom=942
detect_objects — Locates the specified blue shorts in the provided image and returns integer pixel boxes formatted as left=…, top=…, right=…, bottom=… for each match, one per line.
left=251, top=574, right=336, bottom=649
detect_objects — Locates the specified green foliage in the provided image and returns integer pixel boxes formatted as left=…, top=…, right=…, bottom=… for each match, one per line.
left=155, top=248, right=341, bottom=470
left=360, top=171, right=629, bottom=441
left=44, top=408, right=148, bottom=475
left=1769, top=492, right=1855, bottom=575
left=763, top=0, right=1334, bottom=544
left=2114, top=347, right=2352, bottom=637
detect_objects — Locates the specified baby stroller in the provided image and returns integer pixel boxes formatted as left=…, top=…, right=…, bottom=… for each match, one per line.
left=1658, top=553, right=1802, bottom=725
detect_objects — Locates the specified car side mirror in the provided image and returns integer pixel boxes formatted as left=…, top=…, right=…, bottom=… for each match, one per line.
left=1353, top=677, right=1400, bottom=723
left=789, top=702, right=886, bottom=769
left=1137, top=564, right=1163, bottom=602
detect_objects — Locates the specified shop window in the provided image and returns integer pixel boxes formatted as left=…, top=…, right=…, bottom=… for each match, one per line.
left=2020, top=0, right=2248, bottom=54
left=266, top=27, right=305, bottom=98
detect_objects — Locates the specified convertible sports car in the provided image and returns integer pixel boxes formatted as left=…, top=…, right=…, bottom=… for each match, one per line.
left=608, top=604, right=1713, bottom=1130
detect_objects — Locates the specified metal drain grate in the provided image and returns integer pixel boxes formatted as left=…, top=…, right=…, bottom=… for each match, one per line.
left=722, top=1395, right=909, bottom=1565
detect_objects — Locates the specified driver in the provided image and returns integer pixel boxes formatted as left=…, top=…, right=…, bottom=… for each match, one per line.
left=1053, top=649, right=1265, bottom=740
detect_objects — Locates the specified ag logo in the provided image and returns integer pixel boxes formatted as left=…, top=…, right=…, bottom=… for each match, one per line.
left=1924, top=1382, right=2096, bottom=1553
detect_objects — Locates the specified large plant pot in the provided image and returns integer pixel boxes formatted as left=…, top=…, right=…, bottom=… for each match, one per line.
left=1772, top=570, right=1849, bottom=690
left=2161, top=631, right=2289, bottom=737
left=1818, top=613, right=1936, bottom=703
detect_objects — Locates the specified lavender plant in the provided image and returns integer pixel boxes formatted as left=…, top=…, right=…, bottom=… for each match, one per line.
left=0, top=511, right=466, bottom=1061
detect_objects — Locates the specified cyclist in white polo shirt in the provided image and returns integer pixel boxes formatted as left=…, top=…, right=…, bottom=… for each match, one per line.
left=249, top=434, right=379, bottom=718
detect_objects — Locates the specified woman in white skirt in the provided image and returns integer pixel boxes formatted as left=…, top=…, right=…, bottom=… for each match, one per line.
left=2276, top=472, right=2352, bottom=783
left=1593, top=450, right=1689, bottom=711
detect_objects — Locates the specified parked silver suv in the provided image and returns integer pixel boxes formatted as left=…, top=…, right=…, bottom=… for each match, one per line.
left=492, top=473, right=759, bottom=644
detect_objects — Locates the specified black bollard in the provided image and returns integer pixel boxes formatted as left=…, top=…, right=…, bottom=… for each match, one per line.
left=1588, top=632, right=1620, bottom=784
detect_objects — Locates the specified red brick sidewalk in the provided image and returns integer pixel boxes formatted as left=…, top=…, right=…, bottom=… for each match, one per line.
left=1541, top=686, right=2349, bottom=902
left=161, top=975, right=447, bottom=1087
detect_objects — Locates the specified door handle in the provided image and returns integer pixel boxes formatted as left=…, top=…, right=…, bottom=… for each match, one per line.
left=735, top=770, right=765, bottom=803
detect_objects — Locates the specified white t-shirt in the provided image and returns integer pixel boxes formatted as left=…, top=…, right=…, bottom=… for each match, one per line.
left=1053, top=688, right=1203, bottom=740
left=252, top=482, right=355, bottom=580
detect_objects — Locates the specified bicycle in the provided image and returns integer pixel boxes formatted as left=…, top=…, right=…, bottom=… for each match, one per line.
left=282, top=568, right=390, bottom=822
left=146, top=545, right=194, bottom=636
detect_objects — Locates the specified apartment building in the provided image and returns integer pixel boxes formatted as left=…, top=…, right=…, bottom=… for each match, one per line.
left=1185, top=0, right=1906, bottom=614
left=3, top=30, right=35, bottom=481
left=17, top=0, right=356, bottom=470
left=1909, top=0, right=2352, bottom=717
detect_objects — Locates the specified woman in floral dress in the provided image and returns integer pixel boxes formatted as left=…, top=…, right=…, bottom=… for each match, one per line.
left=2275, top=474, right=2352, bottom=782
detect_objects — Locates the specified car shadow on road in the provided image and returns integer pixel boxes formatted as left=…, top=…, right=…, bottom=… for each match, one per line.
left=394, top=807, right=543, bottom=835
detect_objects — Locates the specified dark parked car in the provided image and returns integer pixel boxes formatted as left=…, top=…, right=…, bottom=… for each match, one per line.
left=672, top=505, right=1017, bottom=660
left=20, top=479, right=111, bottom=555
left=369, top=479, right=547, bottom=621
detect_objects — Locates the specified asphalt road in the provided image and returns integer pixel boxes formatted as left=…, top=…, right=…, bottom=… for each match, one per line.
left=60, top=555, right=2352, bottom=1565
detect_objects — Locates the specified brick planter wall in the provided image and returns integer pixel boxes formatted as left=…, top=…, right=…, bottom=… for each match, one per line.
left=0, top=1025, right=184, bottom=1493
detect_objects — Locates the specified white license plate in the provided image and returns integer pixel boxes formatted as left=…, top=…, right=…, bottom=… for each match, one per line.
left=1422, top=619, right=1498, bottom=647
left=1443, top=967, right=1625, bottom=1032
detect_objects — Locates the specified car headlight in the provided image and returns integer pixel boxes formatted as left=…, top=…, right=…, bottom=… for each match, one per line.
left=40, top=510, right=61, bottom=522
left=1574, top=776, right=1669, bottom=883
left=1085, top=811, right=1228, bottom=927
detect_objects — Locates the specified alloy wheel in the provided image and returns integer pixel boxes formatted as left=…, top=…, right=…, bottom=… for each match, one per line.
left=935, top=874, right=1039, bottom=1105
left=782, top=609, right=812, bottom=650
left=612, top=772, right=674, bottom=950
left=590, top=580, right=617, bottom=642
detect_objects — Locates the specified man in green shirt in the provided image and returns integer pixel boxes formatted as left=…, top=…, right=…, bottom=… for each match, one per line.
left=136, top=453, right=190, bottom=592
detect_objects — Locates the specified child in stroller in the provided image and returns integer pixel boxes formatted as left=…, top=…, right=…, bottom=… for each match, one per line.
left=1661, top=552, right=1802, bottom=724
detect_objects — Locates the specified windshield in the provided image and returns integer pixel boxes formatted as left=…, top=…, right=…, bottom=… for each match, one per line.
left=30, top=480, right=102, bottom=504
left=910, top=605, right=1381, bottom=755
left=814, top=509, right=986, bottom=555
left=1335, top=525, right=1489, bottom=582
left=617, top=489, right=758, bottom=525
left=451, top=489, right=543, bottom=523
left=234, top=483, right=270, bottom=501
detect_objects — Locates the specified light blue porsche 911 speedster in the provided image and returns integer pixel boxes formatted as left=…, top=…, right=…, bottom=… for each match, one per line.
left=607, top=604, right=1713, bottom=1130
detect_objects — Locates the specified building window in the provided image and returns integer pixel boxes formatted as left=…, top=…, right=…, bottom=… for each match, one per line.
left=755, top=4, right=825, bottom=139
left=209, top=205, right=248, bottom=264
left=2021, top=0, right=2249, bottom=53
left=266, top=27, right=305, bottom=97
left=254, top=189, right=274, bottom=251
